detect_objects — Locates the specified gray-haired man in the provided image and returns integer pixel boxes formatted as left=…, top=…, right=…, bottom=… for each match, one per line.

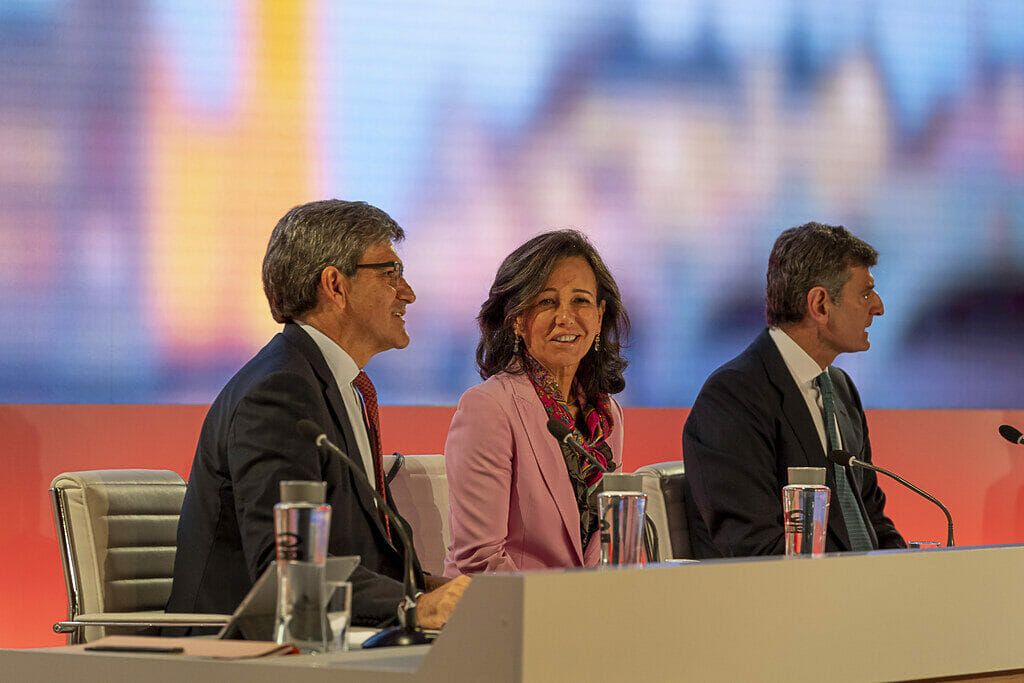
left=168, top=200, right=468, bottom=627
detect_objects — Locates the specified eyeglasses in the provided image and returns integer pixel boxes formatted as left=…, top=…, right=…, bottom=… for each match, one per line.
left=355, top=261, right=405, bottom=286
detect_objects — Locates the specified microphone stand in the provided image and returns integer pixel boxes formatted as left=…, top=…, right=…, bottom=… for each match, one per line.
left=298, top=420, right=431, bottom=648
left=546, top=418, right=612, bottom=473
left=831, top=450, right=955, bottom=548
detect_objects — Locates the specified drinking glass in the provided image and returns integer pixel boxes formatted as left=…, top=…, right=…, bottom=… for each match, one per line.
left=324, top=580, right=352, bottom=653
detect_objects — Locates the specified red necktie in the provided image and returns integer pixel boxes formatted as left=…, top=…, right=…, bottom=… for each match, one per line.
left=352, top=370, right=391, bottom=541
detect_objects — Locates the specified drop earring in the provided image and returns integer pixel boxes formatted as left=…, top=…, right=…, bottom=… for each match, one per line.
left=593, top=332, right=601, bottom=352
left=513, top=334, right=520, bottom=354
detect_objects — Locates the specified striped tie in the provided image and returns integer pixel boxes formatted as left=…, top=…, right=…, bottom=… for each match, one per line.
left=352, top=371, right=391, bottom=542
left=816, top=371, right=873, bottom=552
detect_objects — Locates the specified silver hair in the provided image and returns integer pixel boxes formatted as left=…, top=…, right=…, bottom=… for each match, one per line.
left=261, top=200, right=404, bottom=323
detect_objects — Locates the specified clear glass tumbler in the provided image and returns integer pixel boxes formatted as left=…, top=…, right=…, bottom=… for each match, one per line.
left=324, top=580, right=352, bottom=653
left=598, top=491, right=647, bottom=566
left=783, top=484, right=830, bottom=556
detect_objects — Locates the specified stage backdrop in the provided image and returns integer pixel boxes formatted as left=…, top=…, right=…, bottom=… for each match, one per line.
left=1, top=0, right=1022, bottom=408
left=1, top=403, right=1023, bottom=648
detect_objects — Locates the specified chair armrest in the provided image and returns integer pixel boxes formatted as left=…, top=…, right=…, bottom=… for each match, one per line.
left=54, top=611, right=229, bottom=634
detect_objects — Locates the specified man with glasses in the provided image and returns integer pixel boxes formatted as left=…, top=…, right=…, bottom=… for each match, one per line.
left=168, top=200, right=469, bottom=628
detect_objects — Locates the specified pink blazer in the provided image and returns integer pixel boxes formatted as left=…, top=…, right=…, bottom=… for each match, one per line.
left=443, top=372, right=624, bottom=576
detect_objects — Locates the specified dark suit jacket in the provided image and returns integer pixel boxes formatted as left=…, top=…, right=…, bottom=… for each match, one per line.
left=166, top=323, right=421, bottom=626
left=682, top=329, right=905, bottom=558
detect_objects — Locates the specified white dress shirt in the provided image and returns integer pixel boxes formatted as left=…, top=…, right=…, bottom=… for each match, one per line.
left=768, top=327, right=843, bottom=454
left=297, top=323, right=376, bottom=480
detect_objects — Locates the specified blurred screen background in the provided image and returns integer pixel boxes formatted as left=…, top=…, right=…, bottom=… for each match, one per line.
left=0, top=0, right=1021, bottom=407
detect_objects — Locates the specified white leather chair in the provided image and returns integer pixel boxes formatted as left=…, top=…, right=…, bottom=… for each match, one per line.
left=382, top=454, right=692, bottom=566
left=50, top=470, right=229, bottom=643
left=635, top=461, right=694, bottom=560
left=383, top=454, right=450, bottom=576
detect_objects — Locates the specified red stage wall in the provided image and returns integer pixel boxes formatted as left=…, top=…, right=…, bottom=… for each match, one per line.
left=2, top=404, right=1022, bottom=648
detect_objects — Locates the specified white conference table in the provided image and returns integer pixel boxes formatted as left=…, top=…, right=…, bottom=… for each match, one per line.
left=5, top=545, right=1024, bottom=682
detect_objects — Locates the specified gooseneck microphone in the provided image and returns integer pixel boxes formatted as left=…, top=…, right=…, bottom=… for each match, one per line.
left=826, top=449, right=954, bottom=548
left=295, top=419, right=429, bottom=648
left=546, top=418, right=612, bottom=473
left=999, top=425, right=1024, bottom=446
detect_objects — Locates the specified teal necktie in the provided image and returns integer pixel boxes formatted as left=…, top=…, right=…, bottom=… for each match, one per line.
left=816, top=371, right=873, bottom=551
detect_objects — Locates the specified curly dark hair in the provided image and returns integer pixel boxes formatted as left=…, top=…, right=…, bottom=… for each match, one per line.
left=766, top=221, right=878, bottom=326
left=476, top=229, right=629, bottom=396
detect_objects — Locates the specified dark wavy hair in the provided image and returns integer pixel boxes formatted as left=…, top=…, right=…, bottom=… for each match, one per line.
left=476, top=229, right=629, bottom=396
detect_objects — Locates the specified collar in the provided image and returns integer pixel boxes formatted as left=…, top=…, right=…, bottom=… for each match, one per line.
left=297, top=322, right=360, bottom=386
left=768, top=326, right=826, bottom=389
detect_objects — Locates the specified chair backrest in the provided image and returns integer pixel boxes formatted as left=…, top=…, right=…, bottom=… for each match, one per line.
left=50, top=470, right=186, bottom=639
left=635, top=461, right=693, bottom=560
left=383, top=454, right=449, bottom=576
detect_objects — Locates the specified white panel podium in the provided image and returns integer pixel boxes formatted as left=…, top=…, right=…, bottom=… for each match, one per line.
left=5, top=545, right=1024, bottom=682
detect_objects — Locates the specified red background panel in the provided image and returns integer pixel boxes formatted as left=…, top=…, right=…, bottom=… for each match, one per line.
left=1, top=404, right=1022, bottom=648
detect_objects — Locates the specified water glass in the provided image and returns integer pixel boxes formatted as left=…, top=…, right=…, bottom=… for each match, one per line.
left=598, top=491, right=647, bottom=566
left=324, top=581, right=352, bottom=653
left=783, top=485, right=830, bottom=556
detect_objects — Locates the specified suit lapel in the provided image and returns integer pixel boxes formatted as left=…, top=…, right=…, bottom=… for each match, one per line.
left=756, top=332, right=823, bottom=469
left=507, top=375, right=585, bottom=564
left=754, top=331, right=852, bottom=550
left=282, top=324, right=390, bottom=543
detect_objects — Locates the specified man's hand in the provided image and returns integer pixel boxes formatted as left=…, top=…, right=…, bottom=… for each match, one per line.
left=416, top=575, right=470, bottom=629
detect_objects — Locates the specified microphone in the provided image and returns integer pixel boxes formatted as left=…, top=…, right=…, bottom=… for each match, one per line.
left=826, top=449, right=954, bottom=548
left=546, top=418, right=612, bottom=473
left=999, top=424, right=1024, bottom=445
left=295, top=419, right=429, bottom=648
left=547, top=418, right=660, bottom=558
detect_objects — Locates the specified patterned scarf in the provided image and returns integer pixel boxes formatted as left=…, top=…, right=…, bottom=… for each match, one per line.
left=521, top=352, right=617, bottom=548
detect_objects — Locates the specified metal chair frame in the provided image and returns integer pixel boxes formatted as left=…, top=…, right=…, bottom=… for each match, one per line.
left=49, top=481, right=227, bottom=643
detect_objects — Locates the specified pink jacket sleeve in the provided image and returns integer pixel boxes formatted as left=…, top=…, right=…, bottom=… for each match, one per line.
left=443, top=386, right=519, bottom=576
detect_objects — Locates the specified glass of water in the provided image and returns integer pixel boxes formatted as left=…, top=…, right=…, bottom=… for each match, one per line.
left=324, top=580, right=352, bottom=652
left=597, top=491, right=647, bottom=566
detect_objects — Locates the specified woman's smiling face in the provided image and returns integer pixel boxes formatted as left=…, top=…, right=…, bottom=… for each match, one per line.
left=516, top=256, right=605, bottom=391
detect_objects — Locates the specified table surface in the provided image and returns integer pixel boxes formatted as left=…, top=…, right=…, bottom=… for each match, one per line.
left=7, top=546, right=1024, bottom=683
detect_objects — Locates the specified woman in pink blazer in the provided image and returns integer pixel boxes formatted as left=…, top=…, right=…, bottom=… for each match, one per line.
left=444, top=230, right=630, bottom=575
